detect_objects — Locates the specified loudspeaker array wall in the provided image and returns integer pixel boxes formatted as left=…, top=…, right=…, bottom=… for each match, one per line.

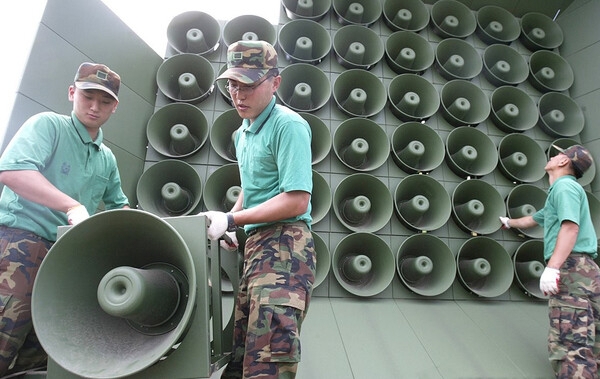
left=141, top=0, right=600, bottom=301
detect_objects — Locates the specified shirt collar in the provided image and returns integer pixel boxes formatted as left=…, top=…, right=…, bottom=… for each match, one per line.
left=548, top=175, right=576, bottom=193
left=243, top=96, right=277, bottom=134
left=71, top=112, right=103, bottom=149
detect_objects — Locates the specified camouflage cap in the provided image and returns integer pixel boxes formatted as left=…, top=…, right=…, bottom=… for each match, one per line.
left=552, top=144, right=594, bottom=179
left=216, top=40, right=278, bottom=84
left=74, top=62, right=120, bottom=101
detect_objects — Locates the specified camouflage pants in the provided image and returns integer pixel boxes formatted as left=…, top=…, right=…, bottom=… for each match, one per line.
left=221, top=221, right=315, bottom=379
left=0, top=226, right=52, bottom=376
left=548, top=254, right=600, bottom=378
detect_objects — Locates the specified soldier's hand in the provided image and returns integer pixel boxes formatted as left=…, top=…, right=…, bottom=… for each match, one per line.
left=67, top=204, right=89, bottom=225
left=220, top=231, right=239, bottom=251
left=201, top=211, right=228, bottom=240
left=539, top=267, right=560, bottom=296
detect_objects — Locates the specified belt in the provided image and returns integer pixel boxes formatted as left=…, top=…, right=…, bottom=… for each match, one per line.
left=246, top=221, right=308, bottom=236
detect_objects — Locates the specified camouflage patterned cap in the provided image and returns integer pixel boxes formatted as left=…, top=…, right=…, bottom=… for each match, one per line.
left=216, top=40, right=278, bottom=84
left=74, top=62, right=120, bottom=101
left=552, top=144, right=594, bottom=179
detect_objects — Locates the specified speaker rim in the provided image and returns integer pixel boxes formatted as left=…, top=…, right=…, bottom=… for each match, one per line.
left=332, top=0, right=383, bottom=27
left=497, top=133, right=547, bottom=184
left=475, top=5, right=520, bottom=45
left=384, top=30, right=435, bottom=75
left=332, top=24, right=385, bottom=70
left=430, top=0, right=477, bottom=39
left=489, top=86, right=538, bottom=133
left=278, top=18, right=332, bottom=64
left=166, top=11, right=222, bottom=55
left=282, top=0, right=333, bottom=21
left=390, top=121, right=445, bottom=174
left=505, top=183, right=546, bottom=239
left=222, top=14, right=277, bottom=47
left=451, top=178, right=506, bottom=235
left=435, top=38, right=483, bottom=81
left=333, top=69, right=387, bottom=118
left=520, top=11, right=564, bottom=51
left=332, top=117, right=390, bottom=172
left=513, top=239, right=546, bottom=299
left=382, top=0, right=430, bottom=32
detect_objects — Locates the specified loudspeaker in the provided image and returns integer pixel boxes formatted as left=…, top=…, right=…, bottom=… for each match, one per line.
left=311, top=170, right=332, bottom=225
left=548, top=139, right=596, bottom=187
left=215, top=65, right=232, bottom=106
left=505, top=184, right=546, bottom=239
left=482, top=44, right=528, bottom=87
left=281, top=0, right=332, bottom=21
left=295, top=113, right=332, bottom=166
left=397, top=234, right=456, bottom=296
left=497, top=133, right=546, bottom=184
left=586, top=191, right=600, bottom=238
left=520, top=12, right=564, bottom=51
left=222, top=14, right=277, bottom=47
left=333, top=117, right=390, bottom=172
left=385, top=30, right=435, bottom=75
left=333, top=69, right=387, bottom=118
left=332, top=24, right=385, bottom=70
left=156, top=53, right=215, bottom=104
left=430, top=0, right=477, bottom=39
left=332, top=173, right=393, bottom=233
left=275, top=63, right=331, bottom=112
left=451, top=179, right=506, bottom=235
left=445, top=126, right=498, bottom=178
left=388, top=73, right=440, bottom=122
left=136, top=160, right=203, bottom=217
left=278, top=19, right=332, bottom=64
left=390, top=122, right=444, bottom=175
left=528, top=50, right=574, bottom=93
left=475, top=5, right=520, bottom=45
left=332, top=0, right=383, bottom=27
left=435, top=38, right=482, bottom=81
left=332, top=232, right=395, bottom=297
left=440, top=79, right=491, bottom=127
left=312, top=232, right=332, bottom=289
left=166, top=11, right=221, bottom=55
left=203, top=163, right=241, bottom=212
left=489, top=86, right=538, bottom=133
left=210, top=109, right=242, bottom=163
left=146, top=103, right=209, bottom=158
left=513, top=240, right=546, bottom=299
left=382, top=0, right=429, bottom=32
left=537, top=92, right=584, bottom=138
left=456, top=236, right=514, bottom=297
left=394, top=174, right=452, bottom=232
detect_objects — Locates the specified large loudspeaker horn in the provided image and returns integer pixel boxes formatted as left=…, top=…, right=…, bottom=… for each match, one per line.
left=166, top=11, right=221, bottom=55
left=586, top=191, right=600, bottom=238
left=146, top=103, right=209, bottom=159
left=282, top=0, right=332, bottom=21
left=520, top=12, right=564, bottom=51
left=333, top=69, right=387, bottom=118
left=215, top=65, right=232, bottom=106
left=278, top=19, right=331, bottom=64
left=391, top=122, right=445, bottom=174
left=299, top=112, right=331, bottom=166
left=333, top=173, right=393, bottom=233
left=548, top=139, right=596, bottom=187
left=203, top=163, right=241, bottom=212
left=388, top=74, right=440, bottom=122
left=445, top=126, right=498, bottom=178
left=311, top=170, right=332, bottom=225
left=333, top=117, right=389, bottom=172
left=385, top=31, right=435, bottom=75
left=513, top=240, right=546, bottom=299
left=435, top=38, right=482, bottom=81
left=394, top=174, right=451, bottom=232
left=489, top=86, right=538, bottom=133
left=210, top=109, right=242, bottom=163
left=456, top=236, right=514, bottom=297
left=382, top=0, right=429, bottom=32
left=276, top=63, right=331, bottom=112
left=440, top=80, right=491, bottom=127
left=222, top=15, right=277, bottom=47
left=397, top=234, right=456, bottom=296
left=475, top=5, right=520, bottom=45
left=333, top=24, right=385, bottom=70
left=312, top=232, right=331, bottom=289
left=451, top=179, right=505, bottom=235
left=528, top=50, right=574, bottom=93
left=497, top=133, right=546, bottom=184
left=137, top=160, right=203, bottom=217
left=332, top=232, right=395, bottom=297
left=156, top=53, right=215, bottom=104
left=332, top=0, right=383, bottom=27
left=505, top=184, right=546, bottom=239
left=482, top=44, right=528, bottom=87
left=537, top=92, right=584, bottom=138
left=430, top=0, right=477, bottom=39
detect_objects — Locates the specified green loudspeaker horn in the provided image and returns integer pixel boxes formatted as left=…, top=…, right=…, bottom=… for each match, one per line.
left=391, top=122, right=445, bottom=174
left=281, top=0, right=332, bottom=21
left=203, top=163, right=241, bottom=212
left=435, top=38, right=482, bottom=80
left=498, top=133, right=546, bottom=184
left=520, top=12, right=564, bottom=52
left=333, top=117, right=389, bottom=172
left=332, top=24, right=384, bottom=70
left=513, top=240, right=546, bottom=299
left=430, top=0, right=477, bottom=39
left=332, top=0, right=382, bottom=26
left=146, top=103, right=209, bottom=159
left=222, top=15, right=277, bottom=47
left=482, top=44, right=528, bottom=87
left=156, top=53, right=215, bottom=104
left=548, top=139, right=596, bottom=187
left=397, top=234, right=456, bottom=296
left=136, top=160, right=203, bottom=217
left=394, top=174, right=451, bottom=232
left=311, top=170, right=332, bottom=225
left=445, top=126, right=498, bottom=178
left=505, top=184, right=546, bottom=239
left=333, top=173, right=393, bottom=233
left=452, top=179, right=506, bottom=235
left=489, top=86, right=538, bottom=133
left=382, top=0, right=429, bottom=32
left=528, top=50, right=574, bottom=93
left=312, top=232, right=331, bottom=289
left=332, top=232, right=395, bottom=297
left=278, top=19, right=331, bottom=64
left=440, top=79, right=491, bottom=127
left=166, top=11, right=221, bottom=55
left=586, top=191, right=600, bottom=238
left=299, top=112, right=331, bottom=165
left=210, top=109, right=242, bottom=163
left=333, top=69, right=387, bottom=118
left=457, top=236, right=514, bottom=297
left=388, top=74, right=440, bottom=122
left=475, top=5, right=520, bottom=45
left=537, top=92, right=584, bottom=138
left=215, top=65, right=232, bottom=106
left=276, top=63, right=331, bottom=112
left=385, top=30, right=435, bottom=75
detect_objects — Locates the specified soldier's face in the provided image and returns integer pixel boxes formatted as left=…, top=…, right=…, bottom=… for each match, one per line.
left=229, top=75, right=280, bottom=122
left=69, top=86, right=118, bottom=131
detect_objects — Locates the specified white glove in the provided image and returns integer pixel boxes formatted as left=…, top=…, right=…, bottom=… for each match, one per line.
left=220, top=231, right=239, bottom=251
left=202, top=211, right=228, bottom=240
left=67, top=204, right=89, bottom=225
left=539, top=267, right=560, bottom=296
left=499, top=216, right=510, bottom=229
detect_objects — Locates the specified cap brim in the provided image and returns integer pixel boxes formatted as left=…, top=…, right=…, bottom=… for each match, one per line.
left=216, top=67, right=270, bottom=84
left=551, top=144, right=565, bottom=154
left=75, top=82, right=119, bottom=101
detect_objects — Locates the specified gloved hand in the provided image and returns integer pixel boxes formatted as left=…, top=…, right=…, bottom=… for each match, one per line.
left=499, top=216, right=510, bottom=229
left=220, top=231, right=239, bottom=251
left=67, top=204, right=89, bottom=225
left=202, top=211, right=228, bottom=240
left=539, top=267, right=560, bottom=296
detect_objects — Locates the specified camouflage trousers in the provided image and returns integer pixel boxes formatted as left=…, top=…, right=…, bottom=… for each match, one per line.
left=548, top=253, right=600, bottom=379
left=221, top=221, right=315, bottom=379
